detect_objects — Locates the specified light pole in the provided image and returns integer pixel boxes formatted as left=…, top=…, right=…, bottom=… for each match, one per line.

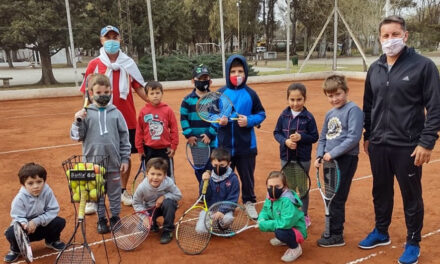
left=237, top=0, right=241, bottom=51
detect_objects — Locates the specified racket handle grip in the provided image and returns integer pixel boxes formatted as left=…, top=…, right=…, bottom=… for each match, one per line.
left=76, top=117, right=83, bottom=122
left=201, top=179, right=209, bottom=194
left=78, top=191, right=88, bottom=219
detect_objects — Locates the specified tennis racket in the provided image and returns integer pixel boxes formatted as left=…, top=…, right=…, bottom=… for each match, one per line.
left=282, top=129, right=311, bottom=199
left=112, top=207, right=156, bottom=251
left=13, top=221, right=33, bottom=263
left=76, top=74, right=92, bottom=122
left=176, top=180, right=211, bottom=255
left=316, top=159, right=341, bottom=238
left=186, top=137, right=211, bottom=170
left=205, top=201, right=258, bottom=237
left=55, top=191, right=95, bottom=264
left=196, top=92, right=239, bottom=123
left=131, top=158, right=146, bottom=196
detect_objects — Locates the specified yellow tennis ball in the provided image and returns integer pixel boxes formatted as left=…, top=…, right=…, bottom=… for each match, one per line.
left=72, top=192, right=80, bottom=202
left=77, top=163, right=85, bottom=170
left=86, top=163, right=94, bottom=170
left=100, top=166, right=106, bottom=175
left=70, top=180, right=78, bottom=189
left=89, top=189, right=97, bottom=201
left=66, top=170, right=71, bottom=180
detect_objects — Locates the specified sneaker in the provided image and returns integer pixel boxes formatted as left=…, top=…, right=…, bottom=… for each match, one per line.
left=281, top=245, right=302, bottom=262
left=97, top=218, right=110, bottom=234
left=305, top=216, right=311, bottom=228
left=270, top=237, right=287, bottom=246
left=109, top=216, right=121, bottom=230
left=398, top=244, right=420, bottom=264
left=4, top=251, right=20, bottom=263
left=358, top=228, right=391, bottom=249
left=160, top=231, right=173, bottom=244
left=45, top=240, right=66, bottom=251
left=85, top=202, right=97, bottom=215
left=121, top=190, right=133, bottom=206
left=195, top=210, right=208, bottom=234
left=317, top=234, right=345, bottom=247
left=244, top=202, right=258, bottom=220
left=150, top=223, right=160, bottom=233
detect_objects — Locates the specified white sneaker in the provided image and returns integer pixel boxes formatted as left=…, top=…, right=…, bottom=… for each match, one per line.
left=121, top=190, right=133, bottom=206
left=84, top=202, right=97, bottom=215
left=281, top=245, right=302, bottom=262
left=245, top=202, right=258, bottom=219
left=195, top=210, right=208, bottom=234
left=270, top=237, right=287, bottom=246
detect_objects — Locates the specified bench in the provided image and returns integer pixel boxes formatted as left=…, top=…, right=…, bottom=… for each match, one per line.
left=0, top=77, right=13, bottom=88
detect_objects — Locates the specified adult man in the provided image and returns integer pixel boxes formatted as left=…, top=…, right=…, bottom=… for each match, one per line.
left=81, top=25, right=148, bottom=213
left=360, top=15, right=440, bottom=264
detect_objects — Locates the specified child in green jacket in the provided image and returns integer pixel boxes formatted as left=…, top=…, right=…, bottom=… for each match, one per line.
left=258, top=171, right=307, bottom=263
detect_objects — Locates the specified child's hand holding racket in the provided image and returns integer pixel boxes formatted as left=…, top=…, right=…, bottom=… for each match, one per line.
left=202, top=171, right=211, bottom=181
left=187, top=136, right=198, bottom=146
left=237, top=114, right=248, bottom=127
left=200, top=134, right=211, bottom=144
left=120, top=163, right=129, bottom=174
left=285, top=139, right=297, bottom=149
left=211, top=211, right=224, bottom=221
left=74, top=109, right=87, bottom=122
left=166, top=147, right=175, bottom=158
left=290, top=132, right=301, bottom=142
left=219, top=116, right=228, bottom=126
left=25, top=220, right=36, bottom=234
left=155, top=195, right=165, bottom=208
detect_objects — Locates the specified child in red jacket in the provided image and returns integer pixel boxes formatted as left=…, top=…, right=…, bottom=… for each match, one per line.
left=135, top=81, right=179, bottom=181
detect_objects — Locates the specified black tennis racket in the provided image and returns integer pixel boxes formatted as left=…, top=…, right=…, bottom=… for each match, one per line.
left=186, top=137, right=211, bottom=170
left=282, top=129, right=311, bottom=199
left=131, top=159, right=146, bottom=196
left=13, top=221, right=33, bottom=263
left=205, top=201, right=258, bottom=237
left=55, top=191, right=95, bottom=263
left=196, top=92, right=239, bottom=123
left=316, top=159, right=341, bottom=238
left=76, top=74, right=92, bottom=122
left=112, top=207, right=156, bottom=251
left=176, top=180, right=211, bottom=255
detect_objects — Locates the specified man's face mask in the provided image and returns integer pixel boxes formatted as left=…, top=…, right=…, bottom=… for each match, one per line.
left=103, top=40, right=120, bottom=54
left=381, top=38, right=405, bottom=57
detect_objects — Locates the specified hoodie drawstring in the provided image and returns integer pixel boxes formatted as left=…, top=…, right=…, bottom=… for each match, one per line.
left=98, top=110, right=108, bottom=136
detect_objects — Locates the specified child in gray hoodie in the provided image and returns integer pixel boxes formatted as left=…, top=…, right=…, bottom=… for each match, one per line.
left=4, top=163, right=66, bottom=263
left=71, top=73, right=131, bottom=234
left=133, top=157, right=182, bottom=244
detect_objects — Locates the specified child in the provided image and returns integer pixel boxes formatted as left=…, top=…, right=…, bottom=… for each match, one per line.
left=273, top=83, right=319, bottom=227
left=4, top=163, right=66, bottom=263
left=180, top=64, right=217, bottom=183
left=135, top=81, right=179, bottom=181
left=195, top=147, right=240, bottom=233
left=258, top=171, right=306, bottom=263
left=314, top=74, right=363, bottom=247
left=217, top=54, right=266, bottom=219
left=71, top=73, right=131, bottom=234
left=132, top=157, right=182, bottom=244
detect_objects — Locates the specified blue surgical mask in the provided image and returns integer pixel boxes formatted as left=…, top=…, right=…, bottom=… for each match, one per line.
left=103, top=40, right=120, bottom=54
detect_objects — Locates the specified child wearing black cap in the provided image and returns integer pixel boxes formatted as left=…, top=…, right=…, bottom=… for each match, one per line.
left=179, top=64, right=217, bottom=183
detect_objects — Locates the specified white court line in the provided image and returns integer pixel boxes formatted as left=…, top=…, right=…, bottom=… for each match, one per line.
left=0, top=143, right=81, bottom=155
left=1, top=112, right=73, bottom=120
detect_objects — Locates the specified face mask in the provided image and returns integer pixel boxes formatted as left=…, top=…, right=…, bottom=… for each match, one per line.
left=267, top=186, right=284, bottom=200
left=103, top=40, right=120, bottom=54
left=230, top=75, right=243, bottom=87
left=194, top=80, right=210, bottom=92
left=215, top=165, right=228, bottom=176
left=381, top=38, right=405, bottom=57
left=94, top=95, right=111, bottom=106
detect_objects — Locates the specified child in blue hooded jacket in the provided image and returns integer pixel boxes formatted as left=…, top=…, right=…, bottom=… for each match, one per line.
left=217, top=55, right=266, bottom=219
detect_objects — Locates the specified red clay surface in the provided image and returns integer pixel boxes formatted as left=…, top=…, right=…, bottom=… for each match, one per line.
left=1, top=79, right=439, bottom=264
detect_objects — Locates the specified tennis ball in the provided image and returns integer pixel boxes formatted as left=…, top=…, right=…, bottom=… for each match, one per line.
left=80, top=180, right=87, bottom=186
left=72, top=192, right=80, bottom=202
left=100, top=166, right=106, bottom=175
left=88, top=181, right=96, bottom=189
left=101, top=185, right=105, bottom=194
left=66, top=170, right=70, bottom=180
left=70, top=180, right=78, bottom=189
left=94, top=164, right=100, bottom=174
left=76, top=185, right=86, bottom=193
left=86, top=163, right=94, bottom=170
left=89, top=189, right=97, bottom=201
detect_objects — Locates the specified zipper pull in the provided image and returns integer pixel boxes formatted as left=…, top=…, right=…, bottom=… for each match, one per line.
left=386, top=81, right=389, bottom=87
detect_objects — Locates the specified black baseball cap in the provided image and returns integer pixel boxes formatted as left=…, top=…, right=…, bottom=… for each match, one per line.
left=192, top=64, right=210, bottom=79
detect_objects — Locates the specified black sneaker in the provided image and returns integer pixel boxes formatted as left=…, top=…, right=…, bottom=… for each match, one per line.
left=160, top=231, right=173, bottom=244
left=150, top=223, right=160, bottom=233
left=4, top=251, right=20, bottom=263
left=109, top=216, right=121, bottom=230
left=317, top=234, right=345, bottom=247
left=45, top=240, right=66, bottom=251
left=97, top=218, right=110, bottom=234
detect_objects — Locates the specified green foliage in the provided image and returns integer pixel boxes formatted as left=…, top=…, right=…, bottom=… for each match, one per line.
left=138, top=54, right=257, bottom=81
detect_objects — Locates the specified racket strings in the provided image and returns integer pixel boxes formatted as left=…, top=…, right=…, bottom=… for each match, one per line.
left=207, top=204, right=249, bottom=236
left=321, top=164, right=338, bottom=198
left=283, top=162, right=310, bottom=198
left=187, top=140, right=211, bottom=168
left=176, top=208, right=211, bottom=254
left=56, top=244, right=94, bottom=264
left=112, top=214, right=149, bottom=251
left=197, top=93, right=234, bottom=122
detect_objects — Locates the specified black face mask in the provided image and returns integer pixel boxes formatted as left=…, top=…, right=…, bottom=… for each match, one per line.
left=267, top=186, right=284, bottom=200
left=93, top=95, right=111, bottom=106
left=194, top=80, right=210, bottom=92
left=215, top=165, right=228, bottom=176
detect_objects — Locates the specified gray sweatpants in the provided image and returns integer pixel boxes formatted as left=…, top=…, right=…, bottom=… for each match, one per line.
left=97, top=171, right=121, bottom=219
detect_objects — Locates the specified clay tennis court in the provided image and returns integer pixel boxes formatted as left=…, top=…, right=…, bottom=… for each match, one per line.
left=1, top=79, right=439, bottom=264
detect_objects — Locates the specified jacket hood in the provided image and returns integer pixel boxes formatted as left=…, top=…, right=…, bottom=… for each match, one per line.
left=19, top=183, right=50, bottom=198
left=144, top=102, right=169, bottom=109
left=225, top=54, right=248, bottom=89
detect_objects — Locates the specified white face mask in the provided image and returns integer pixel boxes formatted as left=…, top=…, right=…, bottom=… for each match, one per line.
left=381, top=38, right=405, bottom=57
